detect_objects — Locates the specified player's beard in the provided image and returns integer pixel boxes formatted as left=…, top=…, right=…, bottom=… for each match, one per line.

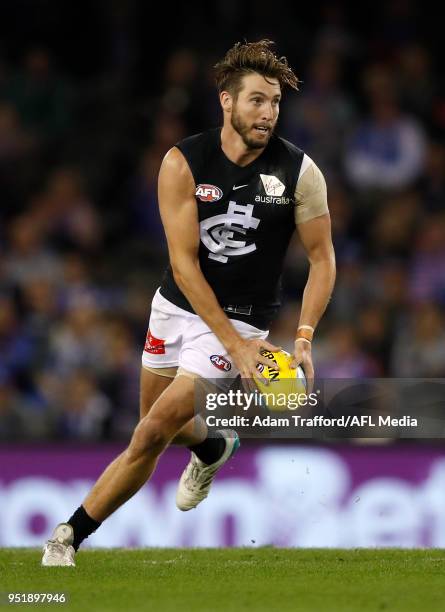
left=231, top=106, right=274, bottom=150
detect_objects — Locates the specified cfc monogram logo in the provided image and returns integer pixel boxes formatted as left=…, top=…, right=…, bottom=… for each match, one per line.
left=200, top=202, right=260, bottom=263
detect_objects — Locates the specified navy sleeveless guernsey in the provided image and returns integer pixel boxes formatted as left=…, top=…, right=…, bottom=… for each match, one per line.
left=160, top=128, right=304, bottom=330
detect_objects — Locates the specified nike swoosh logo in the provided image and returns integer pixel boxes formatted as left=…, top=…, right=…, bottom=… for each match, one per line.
left=233, top=184, right=248, bottom=191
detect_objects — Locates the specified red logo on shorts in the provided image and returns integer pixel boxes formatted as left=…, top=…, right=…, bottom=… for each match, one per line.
left=210, top=355, right=232, bottom=372
left=144, top=330, right=165, bottom=355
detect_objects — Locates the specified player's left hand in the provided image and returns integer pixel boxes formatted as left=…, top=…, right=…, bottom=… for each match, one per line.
left=291, top=340, right=314, bottom=394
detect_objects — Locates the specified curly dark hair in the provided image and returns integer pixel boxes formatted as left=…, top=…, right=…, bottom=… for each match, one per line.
left=214, top=39, right=299, bottom=97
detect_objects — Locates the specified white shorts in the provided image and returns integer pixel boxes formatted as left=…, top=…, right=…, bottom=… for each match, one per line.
left=142, top=289, right=269, bottom=380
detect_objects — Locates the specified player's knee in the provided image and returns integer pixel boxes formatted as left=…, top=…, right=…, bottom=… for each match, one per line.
left=128, top=418, right=170, bottom=460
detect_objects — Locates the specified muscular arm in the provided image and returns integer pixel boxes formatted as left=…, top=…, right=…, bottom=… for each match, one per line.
left=158, top=147, right=278, bottom=377
left=294, top=155, right=336, bottom=329
left=290, top=156, right=336, bottom=379
left=158, top=147, right=241, bottom=350
left=297, top=213, right=336, bottom=330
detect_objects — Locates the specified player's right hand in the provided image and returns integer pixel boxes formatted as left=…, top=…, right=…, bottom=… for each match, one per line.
left=228, top=338, right=281, bottom=389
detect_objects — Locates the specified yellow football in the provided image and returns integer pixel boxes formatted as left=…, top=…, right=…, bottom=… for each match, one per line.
left=255, top=349, right=307, bottom=411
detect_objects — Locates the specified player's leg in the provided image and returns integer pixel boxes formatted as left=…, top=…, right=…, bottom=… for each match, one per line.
left=139, top=365, right=176, bottom=420
left=140, top=365, right=231, bottom=466
left=66, top=367, right=200, bottom=531
left=175, top=364, right=240, bottom=511
left=139, top=290, right=236, bottom=458
left=138, top=289, right=209, bottom=447
left=42, top=373, right=197, bottom=566
left=83, top=373, right=196, bottom=520
left=175, top=317, right=268, bottom=511
left=67, top=368, right=187, bottom=530
left=139, top=365, right=207, bottom=445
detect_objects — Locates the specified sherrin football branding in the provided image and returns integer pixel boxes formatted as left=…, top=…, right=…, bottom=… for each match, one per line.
left=255, top=349, right=308, bottom=411
left=196, top=184, right=223, bottom=202
left=210, top=355, right=232, bottom=371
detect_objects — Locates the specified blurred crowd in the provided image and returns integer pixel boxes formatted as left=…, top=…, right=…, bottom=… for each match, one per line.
left=1, top=1, right=444, bottom=440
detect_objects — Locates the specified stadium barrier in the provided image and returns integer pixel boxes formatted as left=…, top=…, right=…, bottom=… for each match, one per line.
left=1, top=443, right=445, bottom=547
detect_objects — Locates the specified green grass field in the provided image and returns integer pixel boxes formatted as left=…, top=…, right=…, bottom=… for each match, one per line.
left=1, top=548, right=444, bottom=611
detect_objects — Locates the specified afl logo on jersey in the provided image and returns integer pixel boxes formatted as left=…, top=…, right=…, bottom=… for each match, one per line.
left=210, top=354, right=232, bottom=371
left=196, top=184, right=223, bottom=202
